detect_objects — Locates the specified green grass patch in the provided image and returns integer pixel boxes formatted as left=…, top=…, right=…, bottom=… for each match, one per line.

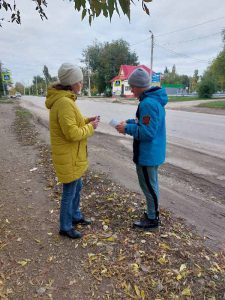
left=127, top=98, right=136, bottom=101
left=15, top=108, right=32, bottom=118
left=198, top=100, right=225, bottom=109
left=168, top=96, right=201, bottom=102
left=0, top=97, right=14, bottom=104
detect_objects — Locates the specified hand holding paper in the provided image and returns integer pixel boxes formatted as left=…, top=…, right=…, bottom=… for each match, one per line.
left=89, top=115, right=100, bottom=122
left=116, top=123, right=126, bottom=134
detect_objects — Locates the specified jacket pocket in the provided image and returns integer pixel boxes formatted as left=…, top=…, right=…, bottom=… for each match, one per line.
left=77, top=140, right=87, bottom=162
left=71, top=140, right=87, bottom=167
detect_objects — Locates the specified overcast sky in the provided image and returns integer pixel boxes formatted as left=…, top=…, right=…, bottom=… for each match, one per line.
left=0, top=0, right=225, bottom=85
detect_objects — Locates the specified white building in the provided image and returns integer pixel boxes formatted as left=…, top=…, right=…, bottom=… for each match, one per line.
left=110, top=65, right=153, bottom=98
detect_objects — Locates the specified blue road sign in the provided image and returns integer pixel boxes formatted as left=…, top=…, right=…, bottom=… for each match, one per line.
left=152, top=73, right=161, bottom=82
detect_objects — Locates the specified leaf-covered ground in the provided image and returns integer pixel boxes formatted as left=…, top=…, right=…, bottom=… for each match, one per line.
left=0, top=104, right=225, bottom=300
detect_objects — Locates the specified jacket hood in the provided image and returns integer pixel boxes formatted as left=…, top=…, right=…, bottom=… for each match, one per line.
left=140, top=87, right=168, bottom=107
left=45, top=88, right=76, bottom=109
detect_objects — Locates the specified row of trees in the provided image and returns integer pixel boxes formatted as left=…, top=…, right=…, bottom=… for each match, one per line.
left=1, top=1, right=224, bottom=99
left=197, top=30, right=225, bottom=98
left=15, top=40, right=138, bottom=97
left=11, top=31, right=225, bottom=98
left=82, top=39, right=139, bottom=95
left=13, top=65, right=57, bottom=96
left=162, top=65, right=199, bottom=93
left=81, top=38, right=222, bottom=98
left=162, top=30, right=225, bottom=98
left=12, top=39, right=138, bottom=97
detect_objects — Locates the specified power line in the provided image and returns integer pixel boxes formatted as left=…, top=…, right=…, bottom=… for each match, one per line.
left=160, top=30, right=223, bottom=46
left=130, top=16, right=225, bottom=47
left=155, top=15, right=225, bottom=37
left=130, top=37, right=149, bottom=47
left=155, top=42, right=211, bottom=63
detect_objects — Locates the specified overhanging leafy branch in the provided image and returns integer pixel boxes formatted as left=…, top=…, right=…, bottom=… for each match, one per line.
left=0, top=0, right=151, bottom=26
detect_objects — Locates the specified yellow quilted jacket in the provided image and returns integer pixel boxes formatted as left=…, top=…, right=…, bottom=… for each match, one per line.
left=45, top=88, right=94, bottom=183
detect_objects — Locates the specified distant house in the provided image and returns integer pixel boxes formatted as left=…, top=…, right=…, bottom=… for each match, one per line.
left=110, top=65, right=154, bottom=98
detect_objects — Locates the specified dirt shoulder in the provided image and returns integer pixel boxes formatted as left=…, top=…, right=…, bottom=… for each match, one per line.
left=96, top=97, right=225, bottom=116
left=166, top=98, right=225, bottom=115
left=0, top=101, right=225, bottom=299
left=172, top=106, right=225, bottom=115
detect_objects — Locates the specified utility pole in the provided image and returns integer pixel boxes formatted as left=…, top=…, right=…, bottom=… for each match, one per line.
left=149, top=30, right=154, bottom=87
left=87, top=56, right=91, bottom=97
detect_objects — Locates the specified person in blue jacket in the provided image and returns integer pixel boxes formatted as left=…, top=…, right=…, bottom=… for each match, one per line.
left=116, top=68, right=168, bottom=229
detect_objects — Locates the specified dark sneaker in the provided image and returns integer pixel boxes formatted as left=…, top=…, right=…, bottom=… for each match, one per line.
left=72, top=217, right=92, bottom=226
left=133, top=213, right=159, bottom=230
left=59, top=229, right=82, bottom=239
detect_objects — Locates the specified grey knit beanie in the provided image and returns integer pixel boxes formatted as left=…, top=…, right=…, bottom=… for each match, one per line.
left=58, top=63, right=83, bottom=86
left=128, top=68, right=150, bottom=88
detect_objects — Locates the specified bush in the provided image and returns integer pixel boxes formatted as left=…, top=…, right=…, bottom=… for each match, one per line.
left=198, top=79, right=216, bottom=98
left=104, top=86, right=112, bottom=97
left=82, top=89, right=88, bottom=96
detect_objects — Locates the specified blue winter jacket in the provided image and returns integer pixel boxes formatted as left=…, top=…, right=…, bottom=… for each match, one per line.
left=125, top=87, right=168, bottom=166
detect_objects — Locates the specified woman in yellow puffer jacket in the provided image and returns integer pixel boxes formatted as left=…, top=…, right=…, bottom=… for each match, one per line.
left=45, top=63, right=99, bottom=239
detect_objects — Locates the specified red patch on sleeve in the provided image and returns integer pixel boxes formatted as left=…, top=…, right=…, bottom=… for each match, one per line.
left=142, top=115, right=151, bottom=125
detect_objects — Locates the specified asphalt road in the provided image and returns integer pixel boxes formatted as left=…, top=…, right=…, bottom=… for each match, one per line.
left=20, top=96, right=225, bottom=250
left=20, top=96, right=225, bottom=158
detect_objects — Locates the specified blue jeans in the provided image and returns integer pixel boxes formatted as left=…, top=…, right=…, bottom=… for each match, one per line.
left=136, top=165, right=159, bottom=220
left=60, top=178, right=83, bottom=231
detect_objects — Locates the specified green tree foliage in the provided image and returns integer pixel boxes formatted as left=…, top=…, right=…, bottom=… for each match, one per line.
left=198, top=76, right=216, bottom=98
left=0, top=0, right=151, bottom=26
left=15, top=82, right=24, bottom=94
left=30, top=75, right=46, bottom=95
left=190, top=69, right=199, bottom=92
left=32, top=75, right=45, bottom=86
left=198, top=32, right=225, bottom=93
left=163, top=65, right=179, bottom=84
left=43, top=65, right=52, bottom=83
left=164, top=67, right=169, bottom=74
left=162, top=65, right=190, bottom=89
left=222, top=29, right=225, bottom=46
left=24, top=66, right=58, bottom=96
left=209, top=49, right=225, bottom=91
left=82, top=39, right=139, bottom=94
left=0, top=0, right=47, bottom=26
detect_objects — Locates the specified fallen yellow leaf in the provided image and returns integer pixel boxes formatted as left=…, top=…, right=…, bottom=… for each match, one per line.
left=141, top=290, right=145, bottom=300
left=130, top=263, right=139, bottom=273
left=34, top=239, right=41, bottom=243
left=181, top=287, right=192, bottom=296
left=158, top=254, right=168, bottom=265
left=176, top=274, right=182, bottom=281
left=105, top=236, right=116, bottom=242
left=180, top=264, right=187, bottom=272
left=17, top=259, right=31, bottom=267
left=160, top=243, right=171, bottom=250
left=118, top=255, right=126, bottom=261
left=134, top=284, right=140, bottom=297
left=101, top=266, right=107, bottom=274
